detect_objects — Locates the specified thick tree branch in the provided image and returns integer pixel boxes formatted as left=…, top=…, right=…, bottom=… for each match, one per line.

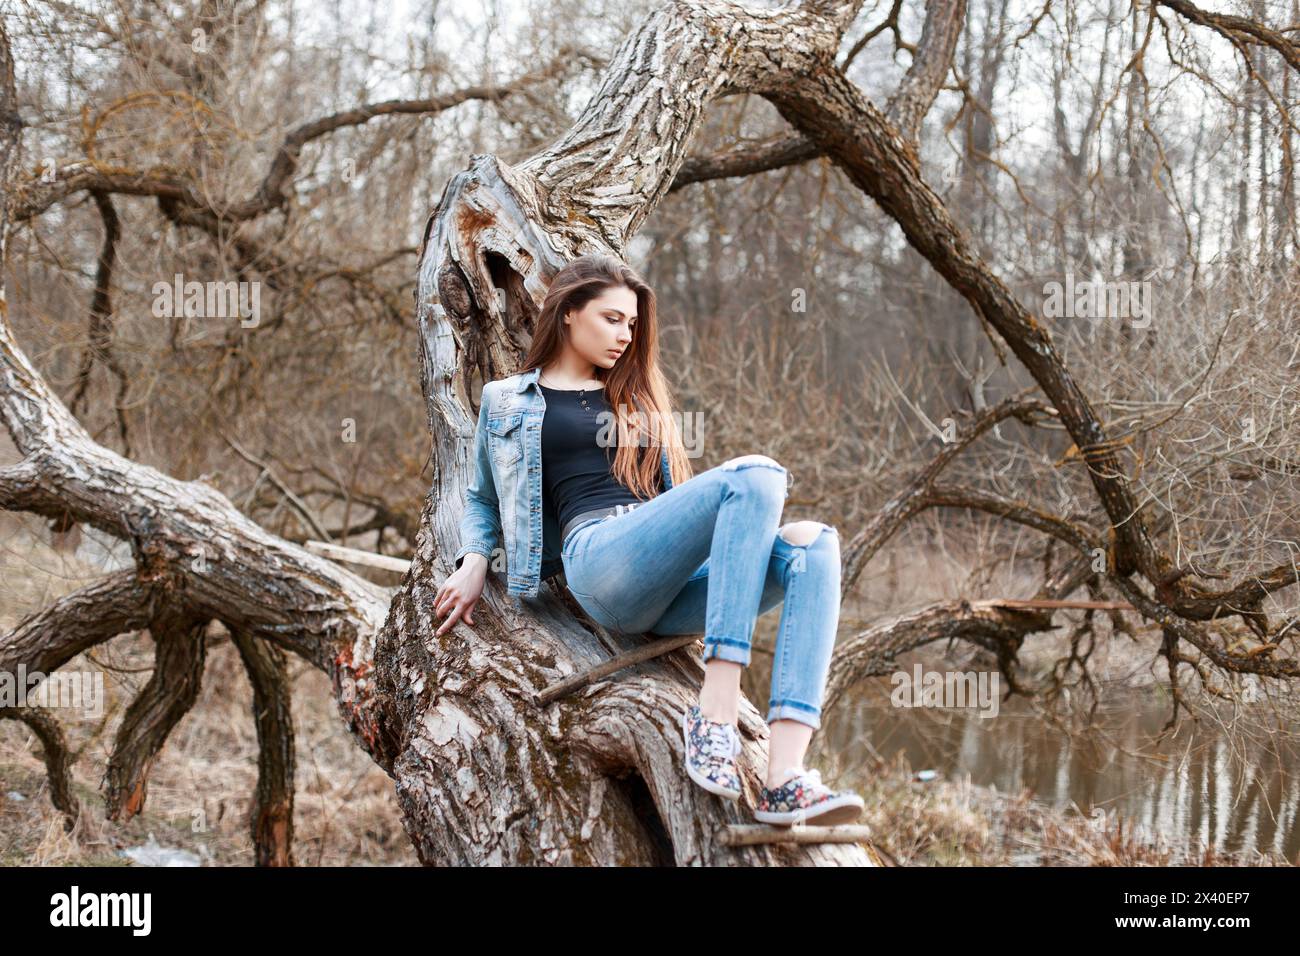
left=231, top=626, right=296, bottom=867
left=0, top=705, right=82, bottom=830
left=1155, top=0, right=1300, bottom=74
left=0, top=570, right=154, bottom=678
left=104, top=604, right=209, bottom=822
left=841, top=391, right=1057, bottom=590
left=758, top=59, right=1167, bottom=581
left=884, top=0, right=966, bottom=143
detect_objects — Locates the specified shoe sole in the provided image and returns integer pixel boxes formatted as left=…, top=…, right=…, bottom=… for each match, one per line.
left=681, top=710, right=742, bottom=801
left=753, top=794, right=865, bottom=827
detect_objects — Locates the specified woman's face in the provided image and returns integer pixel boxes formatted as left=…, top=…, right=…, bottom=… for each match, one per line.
left=564, top=285, right=638, bottom=371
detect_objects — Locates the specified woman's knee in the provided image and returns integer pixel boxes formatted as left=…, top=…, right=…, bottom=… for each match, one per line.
left=778, top=521, right=840, bottom=576
left=778, top=520, right=836, bottom=548
left=719, top=454, right=789, bottom=500
left=721, top=453, right=785, bottom=473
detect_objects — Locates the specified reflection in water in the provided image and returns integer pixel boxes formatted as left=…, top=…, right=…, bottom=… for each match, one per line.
left=824, top=681, right=1299, bottom=860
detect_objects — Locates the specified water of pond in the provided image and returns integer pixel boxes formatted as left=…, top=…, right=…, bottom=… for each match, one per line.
left=822, top=681, right=1299, bottom=861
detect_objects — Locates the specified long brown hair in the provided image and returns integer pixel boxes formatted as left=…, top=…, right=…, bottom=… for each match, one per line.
left=522, top=254, right=693, bottom=499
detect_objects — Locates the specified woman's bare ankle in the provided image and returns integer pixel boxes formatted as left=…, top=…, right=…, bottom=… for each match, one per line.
left=698, top=700, right=738, bottom=724
left=764, top=765, right=802, bottom=789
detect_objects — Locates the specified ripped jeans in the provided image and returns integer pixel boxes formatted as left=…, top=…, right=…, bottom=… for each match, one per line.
left=560, top=455, right=841, bottom=730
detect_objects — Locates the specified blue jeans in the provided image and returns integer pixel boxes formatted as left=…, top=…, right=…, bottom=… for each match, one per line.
left=560, top=454, right=841, bottom=730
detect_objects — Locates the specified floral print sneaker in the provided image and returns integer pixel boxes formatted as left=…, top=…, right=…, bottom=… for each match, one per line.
left=754, top=767, right=865, bottom=826
left=681, top=704, right=743, bottom=801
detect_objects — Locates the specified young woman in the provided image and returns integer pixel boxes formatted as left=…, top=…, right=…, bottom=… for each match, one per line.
left=433, top=254, right=864, bottom=826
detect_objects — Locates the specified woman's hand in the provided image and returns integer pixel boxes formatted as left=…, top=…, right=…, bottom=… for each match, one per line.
left=434, top=554, right=489, bottom=637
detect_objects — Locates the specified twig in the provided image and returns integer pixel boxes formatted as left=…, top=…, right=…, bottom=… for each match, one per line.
left=719, top=824, right=874, bottom=846
left=303, top=539, right=411, bottom=573
left=219, top=430, right=333, bottom=543
left=536, top=633, right=702, bottom=705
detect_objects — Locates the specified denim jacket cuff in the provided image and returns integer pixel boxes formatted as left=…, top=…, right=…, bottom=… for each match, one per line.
left=454, top=541, right=495, bottom=569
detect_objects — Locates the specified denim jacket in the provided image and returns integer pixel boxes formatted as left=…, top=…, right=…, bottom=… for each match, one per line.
left=454, top=365, right=676, bottom=599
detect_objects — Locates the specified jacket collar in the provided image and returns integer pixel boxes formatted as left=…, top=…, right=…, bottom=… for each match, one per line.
left=512, top=366, right=542, bottom=393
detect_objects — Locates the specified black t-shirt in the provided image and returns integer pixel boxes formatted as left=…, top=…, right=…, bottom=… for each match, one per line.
left=540, top=384, right=662, bottom=535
